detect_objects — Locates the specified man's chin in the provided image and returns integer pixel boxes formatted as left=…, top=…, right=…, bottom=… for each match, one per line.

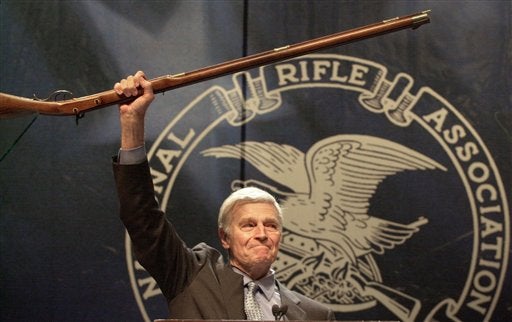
left=252, top=253, right=277, bottom=265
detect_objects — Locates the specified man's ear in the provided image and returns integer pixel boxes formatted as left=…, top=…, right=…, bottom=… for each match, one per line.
left=219, top=228, right=230, bottom=250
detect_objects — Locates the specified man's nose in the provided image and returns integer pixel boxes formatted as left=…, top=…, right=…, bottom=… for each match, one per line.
left=254, top=223, right=268, bottom=239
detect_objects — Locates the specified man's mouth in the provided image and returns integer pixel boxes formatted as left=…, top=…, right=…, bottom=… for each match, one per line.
left=251, top=244, right=271, bottom=250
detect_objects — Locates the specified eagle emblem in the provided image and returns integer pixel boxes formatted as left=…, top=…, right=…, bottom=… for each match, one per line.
left=202, top=134, right=447, bottom=320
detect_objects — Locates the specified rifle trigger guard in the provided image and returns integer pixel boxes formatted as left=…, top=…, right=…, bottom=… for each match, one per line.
left=73, top=108, right=85, bottom=125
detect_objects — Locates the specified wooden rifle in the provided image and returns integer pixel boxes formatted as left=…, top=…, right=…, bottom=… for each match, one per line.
left=0, top=10, right=430, bottom=120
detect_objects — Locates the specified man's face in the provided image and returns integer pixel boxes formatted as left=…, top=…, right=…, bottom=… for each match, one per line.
left=220, top=202, right=282, bottom=280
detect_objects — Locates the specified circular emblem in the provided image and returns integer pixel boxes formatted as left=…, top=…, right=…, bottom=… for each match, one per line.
left=125, top=54, right=509, bottom=321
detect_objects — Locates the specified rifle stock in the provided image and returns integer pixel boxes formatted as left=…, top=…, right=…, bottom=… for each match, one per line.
left=0, top=10, right=430, bottom=119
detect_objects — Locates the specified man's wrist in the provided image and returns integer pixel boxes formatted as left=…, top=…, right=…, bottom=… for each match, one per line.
left=118, top=145, right=146, bottom=165
left=120, top=114, right=145, bottom=149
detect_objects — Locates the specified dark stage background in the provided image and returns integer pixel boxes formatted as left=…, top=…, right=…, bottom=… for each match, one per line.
left=1, top=1, right=510, bottom=321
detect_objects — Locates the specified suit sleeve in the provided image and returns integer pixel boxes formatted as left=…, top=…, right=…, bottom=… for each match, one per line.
left=112, top=159, right=198, bottom=300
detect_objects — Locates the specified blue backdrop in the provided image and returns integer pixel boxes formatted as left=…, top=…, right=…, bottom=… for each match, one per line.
left=1, top=1, right=510, bottom=321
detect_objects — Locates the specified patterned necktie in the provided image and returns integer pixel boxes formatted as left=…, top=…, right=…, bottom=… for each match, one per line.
left=244, top=281, right=264, bottom=320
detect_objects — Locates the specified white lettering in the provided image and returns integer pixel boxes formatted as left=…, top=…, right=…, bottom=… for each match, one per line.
left=481, top=236, right=503, bottom=258
left=478, top=258, right=501, bottom=269
left=155, top=149, right=181, bottom=174
left=274, top=60, right=369, bottom=86
left=455, top=141, right=479, bottom=162
left=330, top=61, right=347, bottom=82
left=479, top=204, right=502, bottom=215
left=476, top=183, right=497, bottom=203
left=299, top=61, right=310, bottom=81
left=137, top=276, right=162, bottom=300
left=422, top=108, right=448, bottom=132
left=167, top=129, right=195, bottom=148
left=467, top=289, right=491, bottom=315
left=275, top=64, right=298, bottom=86
left=150, top=167, right=168, bottom=195
left=468, top=162, right=490, bottom=183
left=348, top=64, right=369, bottom=86
left=473, top=270, right=496, bottom=293
left=313, top=60, right=331, bottom=80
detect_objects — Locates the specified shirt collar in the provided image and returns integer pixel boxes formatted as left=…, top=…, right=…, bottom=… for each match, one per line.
left=232, top=266, right=277, bottom=301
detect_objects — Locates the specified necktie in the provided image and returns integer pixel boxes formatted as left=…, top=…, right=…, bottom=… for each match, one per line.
left=245, top=281, right=264, bottom=320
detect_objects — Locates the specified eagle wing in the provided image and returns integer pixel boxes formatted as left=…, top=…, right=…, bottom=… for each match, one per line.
left=307, top=134, right=446, bottom=215
left=201, top=141, right=309, bottom=193
left=305, top=134, right=446, bottom=255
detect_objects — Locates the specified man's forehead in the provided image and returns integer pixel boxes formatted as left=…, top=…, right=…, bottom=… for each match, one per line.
left=232, top=202, right=278, bottom=218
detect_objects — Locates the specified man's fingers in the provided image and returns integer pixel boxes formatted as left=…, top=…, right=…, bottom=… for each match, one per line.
left=113, top=71, right=153, bottom=100
left=140, top=76, right=154, bottom=96
left=134, top=70, right=145, bottom=78
left=113, top=77, right=137, bottom=97
left=125, top=75, right=138, bottom=96
left=114, top=82, right=123, bottom=95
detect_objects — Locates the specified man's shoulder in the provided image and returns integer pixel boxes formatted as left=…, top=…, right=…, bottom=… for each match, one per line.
left=279, top=282, right=334, bottom=319
left=191, top=242, right=226, bottom=264
left=292, top=289, right=330, bottom=309
left=191, top=242, right=220, bottom=253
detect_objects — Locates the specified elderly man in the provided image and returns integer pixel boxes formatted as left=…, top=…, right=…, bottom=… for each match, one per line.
left=112, top=71, right=335, bottom=320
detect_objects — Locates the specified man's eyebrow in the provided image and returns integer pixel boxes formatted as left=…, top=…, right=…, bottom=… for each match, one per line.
left=238, top=215, right=277, bottom=221
left=263, top=217, right=280, bottom=224
left=237, top=216, right=256, bottom=223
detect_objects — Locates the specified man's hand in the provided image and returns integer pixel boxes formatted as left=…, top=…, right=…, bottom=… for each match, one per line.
left=114, top=71, right=155, bottom=149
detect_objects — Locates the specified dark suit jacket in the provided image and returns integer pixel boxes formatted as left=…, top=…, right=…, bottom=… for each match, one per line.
left=113, top=160, right=334, bottom=320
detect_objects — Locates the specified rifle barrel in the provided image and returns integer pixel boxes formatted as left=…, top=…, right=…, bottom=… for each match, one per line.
left=0, top=10, right=430, bottom=118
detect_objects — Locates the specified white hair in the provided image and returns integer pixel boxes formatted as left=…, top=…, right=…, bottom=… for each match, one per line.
left=218, top=187, right=283, bottom=235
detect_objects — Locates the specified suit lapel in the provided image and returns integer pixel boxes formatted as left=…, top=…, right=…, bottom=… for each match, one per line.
left=218, top=264, right=245, bottom=319
left=278, top=281, right=307, bottom=320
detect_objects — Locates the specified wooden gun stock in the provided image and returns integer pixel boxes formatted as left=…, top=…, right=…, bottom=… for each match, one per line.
left=0, top=10, right=430, bottom=119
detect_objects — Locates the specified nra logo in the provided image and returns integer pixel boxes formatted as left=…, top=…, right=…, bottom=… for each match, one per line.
left=125, top=54, right=509, bottom=322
